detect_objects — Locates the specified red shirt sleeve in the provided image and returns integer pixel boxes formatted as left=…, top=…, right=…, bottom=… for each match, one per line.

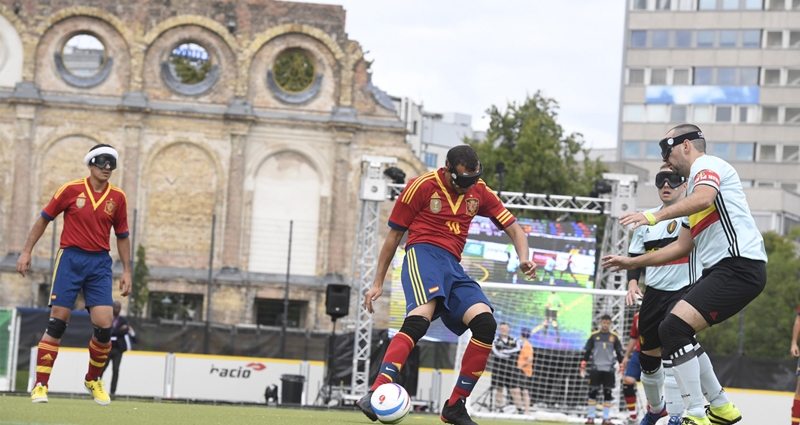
left=41, top=184, right=73, bottom=220
left=476, top=181, right=515, bottom=230
left=630, top=313, right=640, bottom=339
left=388, top=177, right=428, bottom=231
left=113, top=190, right=130, bottom=238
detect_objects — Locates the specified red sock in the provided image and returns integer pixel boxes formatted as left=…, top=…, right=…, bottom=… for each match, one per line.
left=85, top=339, right=111, bottom=381
left=447, top=337, right=492, bottom=406
left=35, top=340, right=60, bottom=387
left=791, top=397, right=800, bottom=424
left=625, top=395, right=637, bottom=418
left=369, top=332, right=415, bottom=391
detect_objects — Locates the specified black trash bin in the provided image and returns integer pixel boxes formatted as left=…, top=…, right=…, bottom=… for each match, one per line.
left=280, top=374, right=305, bottom=405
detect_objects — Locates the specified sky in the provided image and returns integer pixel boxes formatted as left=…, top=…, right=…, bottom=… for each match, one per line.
left=298, top=0, right=627, bottom=149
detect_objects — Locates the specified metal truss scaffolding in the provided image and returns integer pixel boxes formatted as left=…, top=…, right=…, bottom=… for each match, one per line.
left=348, top=164, right=638, bottom=396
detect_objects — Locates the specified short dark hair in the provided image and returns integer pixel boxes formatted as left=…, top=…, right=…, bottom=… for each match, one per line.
left=499, top=321, right=509, bottom=327
left=89, top=143, right=115, bottom=152
left=520, top=328, right=531, bottom=339
left=446, top=145, right=480, bottom=171
left=600, top=314, right=612, bottom=321
left=668, top=123, right=705, bottom=153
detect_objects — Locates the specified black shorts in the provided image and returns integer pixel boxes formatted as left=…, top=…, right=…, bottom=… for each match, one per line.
left=588, top=369, right=615, bottom=388
left=683, top=257, right=766, bottom=326
left=639, top=285, right=691, bottom=351
left=491, top=361, right=518, bottom=388
left=545, top=309, right=558, bottom=321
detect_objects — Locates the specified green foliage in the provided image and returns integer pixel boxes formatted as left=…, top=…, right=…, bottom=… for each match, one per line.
left=170, top=56, right=211, bottom=85
left=130, top=244, right=150, bottom=318
left=697, top=228, right=800, bottom=358
left=468, top=92, right=607, bottom=222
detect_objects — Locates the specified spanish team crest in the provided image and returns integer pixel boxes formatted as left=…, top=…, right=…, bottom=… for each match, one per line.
left=667, top=220, right=677, bottom=234
left=430, top=193, right=442, bottom=213
left=465, top=198, right=479, bottom=216
left=104, top=199, right=116, bottom=216
left=609, top=335, right=615, bottom=343
left=76, top=193, right=86, bottom=209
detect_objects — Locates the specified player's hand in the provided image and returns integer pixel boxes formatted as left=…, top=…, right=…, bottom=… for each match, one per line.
left=620, top=212, right=654, bottom=229
left=519, top=260, right=537, bottom=280
left=364, top=284, right=383, bottom=314
left=626, top=282, right=643, bottom=306
left=792, top=343, right=799, bottom=358
left=119, top=270, right=132, bottom=297
left=579, top=360, right=587, bottom=378
left=601, top=255, right=634, bottom=272
left=16, top=251, right=32, bottom=278
left=620, top=359, right=628, bottom=374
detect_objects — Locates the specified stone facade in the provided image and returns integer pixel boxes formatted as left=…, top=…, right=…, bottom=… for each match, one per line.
left=0, top=0, right=426, bottom=331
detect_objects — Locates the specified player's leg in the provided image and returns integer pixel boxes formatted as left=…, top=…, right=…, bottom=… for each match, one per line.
left=586, top=371, right=600, bottom=423
left=601, top=372, right=615, bottom=421
left=109, top=348, right=122, bottom=395
left=83, top=253, right=115, bottom=405
left=792, top=368, right=800, bottom=425
left=622, top=351, right=640, bottom=422
left=663, top=358, right=684, bottom=422
left=553, top=315, right=560, bottom=342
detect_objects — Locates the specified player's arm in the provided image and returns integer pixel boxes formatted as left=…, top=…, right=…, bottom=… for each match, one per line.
left=503, top=222, right=537, bottom=279
left=792, top=310, right=800, bottom=357
left=580, top=337, right=593, bottom=377
left=621, top=184, right=716, bottom=228
left=614, top=334, right=625, bottom=364
left=16, top=216, right=51, bottom=278
left=116, top=236, right=132, bottom=297
left=603, top=226, right=694, bottom=272
left=363, top=228, right=405, bottom=313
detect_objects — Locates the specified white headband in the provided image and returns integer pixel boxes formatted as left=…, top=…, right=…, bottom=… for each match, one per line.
left=84, top=147, right=119, bottom=166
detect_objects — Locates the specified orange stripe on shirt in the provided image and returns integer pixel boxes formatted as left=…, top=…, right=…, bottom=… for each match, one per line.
left=690, top=209, right=720, bottom=238
left=654, top=257, right=690, bottom=266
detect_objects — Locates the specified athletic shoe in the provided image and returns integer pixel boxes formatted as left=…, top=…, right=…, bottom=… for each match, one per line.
left=668, top=417, right=683, bottom=425
left=681, top=415, right=711, bottom=425
left=84, top=378, right=111, bottom=405
left=602, top=420, right=614, bottom=425
left=31, top=383, right=48, bottom=403
left=440, top=397, right=478, bottom=425
left=585, top=418, right=595, bottom=424
left=640, top=406, right=667, bottom=425
left=706, top=402, right=742, bottom=425
left=356, top=391, right=377, bottom=422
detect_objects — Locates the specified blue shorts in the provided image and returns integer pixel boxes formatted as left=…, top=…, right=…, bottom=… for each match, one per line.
left=625, top=350, right=642, bottom=381
left=49, top=247, right=113, bottom=309
left=401, top=243, right=492, bottom=336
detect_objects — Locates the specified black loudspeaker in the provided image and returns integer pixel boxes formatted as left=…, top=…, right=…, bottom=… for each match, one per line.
left=325, top=284, right=350, bottom=319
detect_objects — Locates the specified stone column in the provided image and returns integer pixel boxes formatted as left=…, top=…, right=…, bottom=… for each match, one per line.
left=7, top=84, right=40, bottom=254
left=326, top=129, right=354, bottom=274
left=121, top=114, right=143, bottom=218
left=221, top=122, right=250, bottom=272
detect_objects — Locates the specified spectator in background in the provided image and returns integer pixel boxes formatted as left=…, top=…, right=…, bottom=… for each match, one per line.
left=492, top=322, right=522, bottom=413
left=516, top=327, right=534, bottom=415
left=100, top=301, right=135, bottom=397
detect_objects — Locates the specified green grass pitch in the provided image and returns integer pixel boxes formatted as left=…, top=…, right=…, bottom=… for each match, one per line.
left=0, top=393, right=565, bottom=425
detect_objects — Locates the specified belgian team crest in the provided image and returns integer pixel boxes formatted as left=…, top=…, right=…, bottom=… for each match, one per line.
left=465, top=198, right=479, bottom=216
left=104, top=199, right=116, bottom=216
left=667, top=220, right=677, bottom=234
left=430, top=193, right=442, bottom=214
left=76, top=194, right=86, bottom=209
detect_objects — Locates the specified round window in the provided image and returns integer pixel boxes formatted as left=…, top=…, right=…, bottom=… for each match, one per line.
left=272, top=50, right=315, bottom=93
left=169, top=43, right=212, bottom=85
left=61, top=34, right=106, bottom=77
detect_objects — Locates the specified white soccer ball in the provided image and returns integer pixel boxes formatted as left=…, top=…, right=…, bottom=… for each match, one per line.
left=370, top=383, right=411, bottom=424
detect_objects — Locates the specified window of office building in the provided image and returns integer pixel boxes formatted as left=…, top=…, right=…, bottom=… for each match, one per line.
left=783, top=145, right=800, bottom=161
left=768, top=0, right=785, bottom=9
left=757, top=181, right=776, bottom=188
left=624, top=141, right=642, bottom=159
left=745, top=0, right=763, bottom=8
left=633, top=0, right=649, bottom=9
left=722, top=0, right=739, bottom=7
left=737, top=143, right=755, bottom=161
left=629, top=68, right=645, bottom=84
left=631, top=31, right=648, bottom=47
left=740, top=180, right=754, bottom=188
left=739, top=106, right=752, bottom=123
left=716, top=106, right=733, bottom=122
left=651, top=68, right=668, bottom=84
left=694, top=105, right=712, bottom=122
left=645, top=142, right=662, bottom=159
left=657, top=0, right=672, bottom=9
left=717, top=68, right=736, bottom=85
left=671, top=105, right=688, bottom=121
left=740, top=68, right=759, bottom=85
left=782, top=182, right=799, bottom=192
left=697, top=30, right=715, bottom=47
left=624, top=105, right=645, bottom=122
left=647, top=104, right=668, bottom=122
left=788, top=69, right=800, bottom=85
left=712, top=142, right=731, bottom=160
left=793, top=0, right=800, bottom=9
left=742, top=30, right=761, bottom=47
left=786, top=108, right=800, bottom=123
left=675, top=30, right=693, bottom=47
left=764, top=69, right=781, bottom=85
left=695, top=67, right=713, bottom=85
left=762, top=106, right=779, bottom=122
left=424, top=152, right=438, bottom=167
left=766, top=31, right=783, bottom=47
left=790, top=32, right=800, bottom=47
left=759, top=144, right=777, bottom=161
left=719, top=30, right=738, bottom=47
left=699, top=0, right=717, bottom=8
left=652, top=30, right=670, bottom=47
left=673, top=68, right=691, bottom=84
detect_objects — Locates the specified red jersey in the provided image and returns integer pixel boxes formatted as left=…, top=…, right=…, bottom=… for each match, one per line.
left=42, top=178, right=129, bottom=252
left=629, top=312, right=641, bottom=352
left=388, top=168, right=515, bottom=261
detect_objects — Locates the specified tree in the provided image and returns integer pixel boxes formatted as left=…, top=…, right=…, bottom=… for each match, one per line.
left=697, top=227, right=800, bottom=358
left=468, top=92, right=606, bottom=206
left=129, top=244, right=150, bottom=318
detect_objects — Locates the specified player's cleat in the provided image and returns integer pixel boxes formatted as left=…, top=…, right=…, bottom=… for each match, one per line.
left=440, top=397, right=478, bottom=425
left=84, top=378, right=110, bottom=405
left=668, top=417, right=683, bottom=425
left=602, top=419, right=614, bottom=425
left=585, top=418, right=595, bottom=424
left=640, top=406, right=667, bottom=425
left=356, top=390, right=377, bottom=422
left=706, top=402, right=742, bottom=425
left=31, top=383, right=48, bottom=403
left=681, top=415, right=711, bottom=425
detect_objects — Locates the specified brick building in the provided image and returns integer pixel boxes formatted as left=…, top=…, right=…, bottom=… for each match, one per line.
left=0, top=0, right=425, bottom=331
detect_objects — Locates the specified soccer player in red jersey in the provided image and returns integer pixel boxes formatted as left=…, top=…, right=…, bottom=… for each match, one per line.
left=17, top=144, right=131, bottom=405
left=356, top=145, right=537, bottom=425
left=790, top=305, right=800, bottom=425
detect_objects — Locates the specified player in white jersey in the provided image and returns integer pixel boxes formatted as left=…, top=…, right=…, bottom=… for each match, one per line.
left=603, top=124, right=767, bottom=425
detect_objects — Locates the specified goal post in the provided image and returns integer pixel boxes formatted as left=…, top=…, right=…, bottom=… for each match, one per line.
left=0, top=308, right=20, bottom=392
